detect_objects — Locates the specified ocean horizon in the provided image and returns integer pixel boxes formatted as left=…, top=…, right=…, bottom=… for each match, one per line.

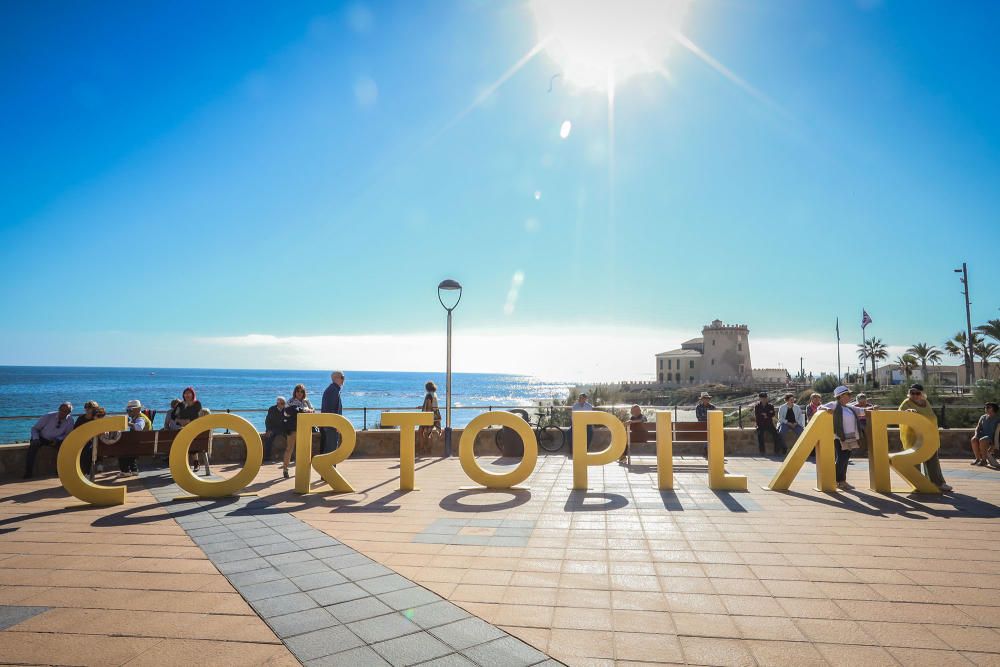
left=0, top=365, right=576, bottom=444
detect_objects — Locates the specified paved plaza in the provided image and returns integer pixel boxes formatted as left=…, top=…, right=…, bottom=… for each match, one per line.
left=2, top=454, right=1000, bottom=666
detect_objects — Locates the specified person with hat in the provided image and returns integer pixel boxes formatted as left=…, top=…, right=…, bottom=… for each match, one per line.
left=900, top=384, right=951, bottom=491
left=23, top=402, right=74, bottom=479
left=971, top=402, right=1000, bottom=467
left=777, top=393, right=805, bottom=444
left=695, top=392, right=716, bottom=423
left=119, top=399, right=150, bottom=475
left=753, top=392, right=786, bottom=456
left=818, top=386, right=867, bottom=490
left=849, top=392, right=875, bottom=450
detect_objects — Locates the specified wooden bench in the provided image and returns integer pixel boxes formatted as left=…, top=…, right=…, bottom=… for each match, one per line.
left=624, top=420, right=708, bottom=465
left=88, top=429, right=211, bottom=480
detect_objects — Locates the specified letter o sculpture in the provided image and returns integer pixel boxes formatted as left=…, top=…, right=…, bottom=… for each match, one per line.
left=459, top=411, right=538, bottom=489
left=169, top=414, right=263, bottom=498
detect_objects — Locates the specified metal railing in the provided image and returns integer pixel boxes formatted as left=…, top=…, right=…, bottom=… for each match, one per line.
left=1, top=401, right=989, bottom=444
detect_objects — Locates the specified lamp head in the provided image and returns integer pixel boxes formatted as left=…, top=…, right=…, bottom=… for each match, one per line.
left=438, top=279, right=463, bottom=311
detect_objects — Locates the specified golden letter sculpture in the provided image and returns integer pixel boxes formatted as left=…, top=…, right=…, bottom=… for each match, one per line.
left=459, top=411, right=538, bottom=489
left=170, top=414, right=263, bottom=498
left=655, top=411, right=673, bottom=490
left=381, top=412, right=433, bottom=491
left=296, top=413, right=356, bottom=494
left=57, top=416, right=128, bottom=506
left=869, top=410, right=941, bottom=493
left=768, top=410, right=837, bottom=492
left=572, top=411, right=626, bottom=490
left=706, top=410, right=747, bottom=491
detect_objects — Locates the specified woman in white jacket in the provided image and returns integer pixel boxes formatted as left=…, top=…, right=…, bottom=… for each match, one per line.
left=777, top=393, right=805, bottom=444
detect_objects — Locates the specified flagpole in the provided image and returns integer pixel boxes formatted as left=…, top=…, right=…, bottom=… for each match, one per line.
left=836, top=317, right=842, bottom=383
left=861, top=320, right=867, bottom=389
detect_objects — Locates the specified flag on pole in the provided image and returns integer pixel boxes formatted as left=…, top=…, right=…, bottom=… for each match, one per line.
left=861, top=310, right=872, bottom=329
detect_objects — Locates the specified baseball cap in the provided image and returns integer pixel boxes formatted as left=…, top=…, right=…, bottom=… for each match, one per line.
left=833, top=386, right=852, bottom=398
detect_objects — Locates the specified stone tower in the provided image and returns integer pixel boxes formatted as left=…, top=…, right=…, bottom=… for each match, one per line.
left=699, top=320, right=752, bottom=384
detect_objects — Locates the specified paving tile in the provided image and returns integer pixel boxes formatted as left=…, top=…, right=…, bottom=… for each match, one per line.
left=378, top=586, right=441, bottom=611
left=292, top=570, right=349, bottom=592
left=307, top=646, right=391, bottom=666
left=229, top=567, right=285, bottom=587
left=241, top=578, right=301, bottom=602
left=348, top=612, right=423, bottom=644
left=309, top=582, right=369, bottom=606
left=429, top=616, right=506, bottom=651
left=371, top=631, right=453, bottom=666
left=359, top=574, right=417, bottom=595
left=0, top=605, right=50, bottom=631
left=342, top=563, right=396, bottom=581
left=267, top=607, right=339, bottom=639
left=277, top=559, right=333, bottom=578
left=285, top=625, right=365, bottom=661
left=408, top=601, right=473, bottom=629
left=252, top=592, right=318, bottom=618
left=462, top=635, right=550, bottom=666
left=326, top=597, right=394, bottom=625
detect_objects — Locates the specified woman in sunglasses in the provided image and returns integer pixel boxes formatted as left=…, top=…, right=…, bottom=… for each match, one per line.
left=899, top=383, right=952, bottom=492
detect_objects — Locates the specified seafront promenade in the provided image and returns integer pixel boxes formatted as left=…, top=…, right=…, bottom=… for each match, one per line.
left=2, top=454, right=999, bottom=666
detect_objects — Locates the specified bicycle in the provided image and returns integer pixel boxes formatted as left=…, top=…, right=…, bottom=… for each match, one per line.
left=495, top=407, right=565, bottom=455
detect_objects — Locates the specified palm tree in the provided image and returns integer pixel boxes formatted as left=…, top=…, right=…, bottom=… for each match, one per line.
left=895, top=354, right=918, bottom=380
left=945, top=331, right=979, bottom=369
left=857, top=338, right=889, bottom=386
left=977, top=319, right=1000, bottom=345
left=906, top=342, right=943, bottom=381
left=973, top=341, right=1000, bottom=379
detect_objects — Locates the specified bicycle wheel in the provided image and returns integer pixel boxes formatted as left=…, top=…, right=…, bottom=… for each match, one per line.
left=538, top=425, right=565, bottom=452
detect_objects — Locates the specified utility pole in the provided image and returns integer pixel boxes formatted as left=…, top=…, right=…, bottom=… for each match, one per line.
left=800, top=357, right=804, bottom=381
left=955, top=263, right=975, bottom=384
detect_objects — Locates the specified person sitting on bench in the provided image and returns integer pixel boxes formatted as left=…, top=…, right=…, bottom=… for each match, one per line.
left=23, top=402, right=75, bottom=479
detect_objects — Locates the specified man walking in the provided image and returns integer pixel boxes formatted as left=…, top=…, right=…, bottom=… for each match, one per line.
left=23, top=402, right=75, bottom=479
left=320, top=371, right=345, bottom=454
left=754, top=392, right=786, bottom=456
left=570, top=392, right=594, bottom=452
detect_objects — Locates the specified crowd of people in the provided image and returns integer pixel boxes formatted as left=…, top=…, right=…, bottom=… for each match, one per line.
left=20, top=374, right=999, bottom=492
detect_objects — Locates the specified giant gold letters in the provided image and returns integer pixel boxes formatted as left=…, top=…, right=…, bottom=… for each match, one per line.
left=655, top=411, right=673, bottom=490
left=170, top=414, right=263, bottom=498
left=296, top=413, right=356, bottom=494
left=869, top=410, right=941, bottom=493
left=572, top=411, right=626, bottom=490
left=459, top=411, right=537, bottom=488
left=707, top=410, right=747, bottom=491
left=381, top=411, right=433, bottom=491
left=768, top=410, right=837, bottom=492
left=57, top=416, right=129, bottom=506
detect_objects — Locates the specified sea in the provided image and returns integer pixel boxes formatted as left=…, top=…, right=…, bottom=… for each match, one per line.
left=0, top=366, right=576, bottom=444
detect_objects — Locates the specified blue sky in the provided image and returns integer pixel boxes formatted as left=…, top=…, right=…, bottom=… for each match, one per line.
left=2, top=0, right=998, bottom=379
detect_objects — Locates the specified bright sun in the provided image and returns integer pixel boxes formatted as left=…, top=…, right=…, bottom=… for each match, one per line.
left=530, top=0, right=690, bottom=91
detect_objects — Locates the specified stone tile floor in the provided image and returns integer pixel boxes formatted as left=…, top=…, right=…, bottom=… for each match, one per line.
left=2, top=453, right=1000, bottom=666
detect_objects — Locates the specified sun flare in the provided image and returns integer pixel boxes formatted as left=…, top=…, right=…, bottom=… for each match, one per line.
left=530, top=0, right=690, bottom=91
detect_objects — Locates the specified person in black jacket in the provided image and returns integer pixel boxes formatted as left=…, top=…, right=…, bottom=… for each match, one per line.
left=263, top=396, right=287, bottom=463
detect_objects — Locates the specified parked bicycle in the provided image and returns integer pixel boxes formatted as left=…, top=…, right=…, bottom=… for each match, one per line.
left=495, top=408, right=565, bottom=454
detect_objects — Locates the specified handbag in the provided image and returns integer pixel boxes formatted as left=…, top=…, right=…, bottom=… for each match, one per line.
left=841, top=436, right=861, bottom=451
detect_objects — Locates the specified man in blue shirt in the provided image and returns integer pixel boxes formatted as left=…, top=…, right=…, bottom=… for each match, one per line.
left=23, top=402, right=74, bottom=479
left=320, top=371, right=345, bottom=454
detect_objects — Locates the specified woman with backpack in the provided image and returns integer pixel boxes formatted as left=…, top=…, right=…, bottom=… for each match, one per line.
left=417, top=381, right=442, bottom=455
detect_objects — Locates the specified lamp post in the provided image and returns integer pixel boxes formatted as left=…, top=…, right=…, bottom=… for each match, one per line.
left=954, top=263, right=975, bottom=384
left=438, top=279, right=462, bottom=457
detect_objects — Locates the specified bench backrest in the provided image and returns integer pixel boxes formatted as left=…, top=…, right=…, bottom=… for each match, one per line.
left=96, top=429, right=210, bottom=456
left=629, top=420, right=708, bottom=444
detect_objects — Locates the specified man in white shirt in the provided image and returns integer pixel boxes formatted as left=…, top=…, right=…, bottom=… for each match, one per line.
left=818, top=386, right=867, bottom=490
left=23, top=402, right=74, bottom=479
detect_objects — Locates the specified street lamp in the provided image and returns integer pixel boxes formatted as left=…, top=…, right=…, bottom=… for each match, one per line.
left=954, top=263, right=975, bottom=385
left=438, top=279, right=462, bottom=457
